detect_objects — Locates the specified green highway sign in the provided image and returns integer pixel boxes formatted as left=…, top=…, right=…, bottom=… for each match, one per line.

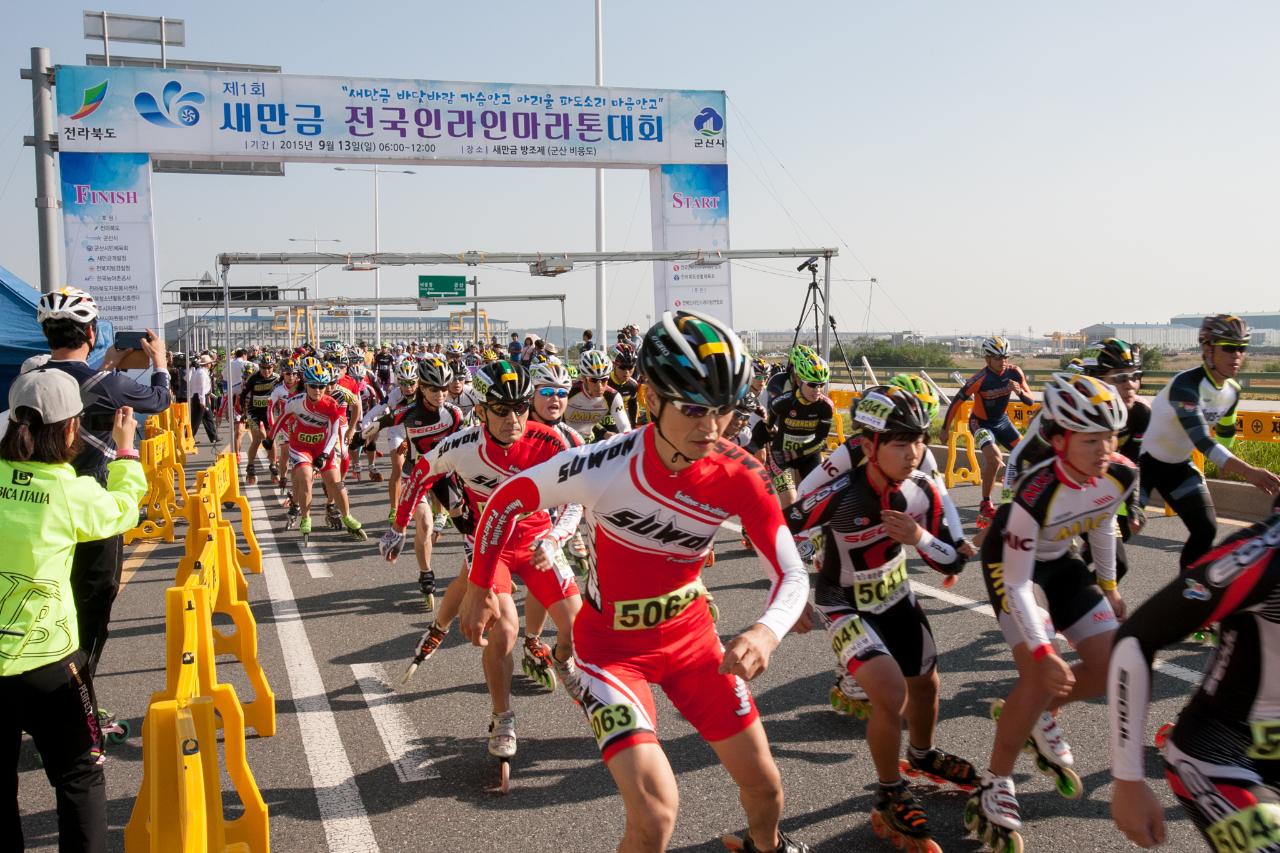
left=418, top=275, right=467, bottom=308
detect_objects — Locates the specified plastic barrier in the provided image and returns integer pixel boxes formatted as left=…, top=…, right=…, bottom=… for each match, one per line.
left=943, top=401, right=982, bottom=488
left=179, top=457, right=274, bottom=737
left=125, top=430, right=188, bottom=544
left=171, top=401, right=198, bottom=459
left=124, top=527, right=268, bottom=852
left=192, top=452, right=262, bottom=576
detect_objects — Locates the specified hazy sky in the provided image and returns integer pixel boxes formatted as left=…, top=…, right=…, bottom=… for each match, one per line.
left=3, top=1, right=1278, bottom=336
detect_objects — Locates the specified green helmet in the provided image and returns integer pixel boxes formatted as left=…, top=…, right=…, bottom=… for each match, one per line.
left=472, top=359, right=533, bottom=404
left=789, top=345, right=830, bottom=384
left=887, top=373, right=939, bottom=421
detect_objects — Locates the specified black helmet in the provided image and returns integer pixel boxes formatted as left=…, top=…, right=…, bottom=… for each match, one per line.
left=611, top=342, right=638, bottom=368
left=1199, top=314, right=1250, bottom=347
left=417, top=355, right=455, bottom=388
left=639, top=310, right=750, bottom=408
left=852, top=385, right=932, bottom=436
left=472, top=359, right=533, bottom=404
left=734, top=391, right=761, bottom=416
left=1082, top=339, right=1141, bottom=377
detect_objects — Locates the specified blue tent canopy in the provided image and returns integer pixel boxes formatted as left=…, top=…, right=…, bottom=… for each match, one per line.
left=0, top=265, right=46, bottom=404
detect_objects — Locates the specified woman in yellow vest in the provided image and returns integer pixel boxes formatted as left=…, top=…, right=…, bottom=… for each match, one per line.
left=0, top=368, right=145, bottom=853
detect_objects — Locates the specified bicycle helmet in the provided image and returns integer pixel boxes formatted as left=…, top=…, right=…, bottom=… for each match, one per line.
left=751, top=356, right=770, bottom=378
left=579, top=349, right=613, bottom=379
left=346, top=360, right=367, bottom=378
left=302, top=362, right=332, bottom=387
left=417, top=355, right=454, bottom=388
left=1082, top=339, right=1141, bottom=376
left=282, top=357, right=300, bottom=374
left=639, top=309, right=750, bottom=408
left=472, top=360, right=533, bottom=404
left=37, top=286, right=99, bottom=324
left=528, top=357, right=572, bottom=389
left=257, top=354, right=276, bottom=368
left=1041, top=372, right=1128, bottom=434
left=982, top=336, right=1011, bottom=358
left=790, top=346, right=830, bottom=384
left=1065, top=358, right=1085, bottom=375
left=735, top=391, right=762, bottom=416
left=611, top=343, right=638, bottom=369
left=396, top=360, right=418, bottom=383
left=1199, top=314, right=1251, bottom=347
left=445, top=340, right=465, bottom=357
left=887, top=373, right=940, bottom=421
left=481, top=349, right=498, bottom=362
left=852, top=385, right=933, bottom=436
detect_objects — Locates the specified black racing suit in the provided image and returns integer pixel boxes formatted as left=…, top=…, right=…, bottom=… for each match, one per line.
left=1109, top=509, right=1280, bottom=849
left=766, top=389, right=833, bottom=489
left=787, top=468, right=965, bottom=678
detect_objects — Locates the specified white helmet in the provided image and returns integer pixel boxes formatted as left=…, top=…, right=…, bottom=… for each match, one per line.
left=445, top=340, right=465, bottom=356
left=37, top=286, right=99, bottom=324
left=529, top=357, right=571, bottom=389
left=579, top=349, right=612, bottom=379
left=981, top=336, right=1011, bottom=358
left=1042, top=372, right=1127, bottom=433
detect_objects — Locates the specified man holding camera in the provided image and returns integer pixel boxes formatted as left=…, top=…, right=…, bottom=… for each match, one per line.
left=37, top=287, right=172, bottom=697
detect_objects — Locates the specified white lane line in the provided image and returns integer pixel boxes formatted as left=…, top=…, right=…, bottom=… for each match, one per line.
left=296, top=541, right=334, bottom=579
left=724, top=519, right=1202, bottom=687
left=250, top=485, right=381, bottom=853
left=350, top=662, right=441, bottom=782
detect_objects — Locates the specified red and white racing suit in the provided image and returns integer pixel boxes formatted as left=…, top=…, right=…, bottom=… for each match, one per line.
left=270, top=392, right=346, bottom=472
left=469, top=425, right=809, bottom=760
left=396, top=421, right=582, bottom=606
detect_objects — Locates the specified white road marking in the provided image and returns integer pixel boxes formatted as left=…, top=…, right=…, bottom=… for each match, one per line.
left=296, top=541, right=334, bottom=578
left=250, top=485, right=381, bottom=853
left=723, top=520, right=1202, bottom=686
left=350, top=662, right=441, bottom=782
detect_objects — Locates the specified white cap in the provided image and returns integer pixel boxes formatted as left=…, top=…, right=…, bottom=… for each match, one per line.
left=19, top=354, right=51, bottom=374
left=8, top=368, right=84, bottom=423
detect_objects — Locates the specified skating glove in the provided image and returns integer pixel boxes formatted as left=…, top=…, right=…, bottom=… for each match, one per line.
left=379, top=529, right=405, bottom=562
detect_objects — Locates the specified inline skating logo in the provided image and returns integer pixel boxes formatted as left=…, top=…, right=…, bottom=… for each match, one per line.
left=134, top=80, right=205, bottom=128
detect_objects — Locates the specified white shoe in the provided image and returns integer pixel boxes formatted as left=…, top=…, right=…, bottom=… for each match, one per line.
left=1031, top=712, right=1074, bottom=767
left=977, top=772, right=1022, bottom=831
left=488, top=710, right=516, bottom=759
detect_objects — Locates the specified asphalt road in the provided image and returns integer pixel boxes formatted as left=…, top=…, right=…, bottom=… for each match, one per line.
left=16, top=442, right=1234, bottom=852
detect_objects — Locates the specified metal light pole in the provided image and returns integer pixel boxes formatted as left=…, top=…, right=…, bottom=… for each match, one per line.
left=23, top=48, right=60, bottom=293
left=161, top=272, right=212, bottom=350
left=288, top=233, right=339, bottom=344
left=335, top=166, right=415, bottom=345
left=593, top=0, right=607, bottom=346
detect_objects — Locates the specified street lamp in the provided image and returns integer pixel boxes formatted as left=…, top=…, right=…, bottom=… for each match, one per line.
left=334, top=165, right=416, bottom=345
left=287, top=232, right=340, bottom=345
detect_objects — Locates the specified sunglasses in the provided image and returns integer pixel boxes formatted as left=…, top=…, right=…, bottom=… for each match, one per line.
left=803, top=381, right=825, bottom=389
left=486, top=401, right=531, bottom=418
left=537, top=388, right=570, bottom=398
left=1219, top=344, right=1248, bottom=353
left=304, top=382, right=327, bottom=389
left=669, top=399, right=736, bottom=419
left=398, top=380, right=418, bottom=387
left=1108, top=370, right=1143, bottom=383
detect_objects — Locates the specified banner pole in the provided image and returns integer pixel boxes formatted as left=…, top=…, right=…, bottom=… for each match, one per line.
left=28, top=47, right=60, bottom=293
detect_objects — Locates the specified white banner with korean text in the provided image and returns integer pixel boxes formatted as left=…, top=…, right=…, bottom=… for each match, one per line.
left=55, top=66, right=727, bottom=169
left=59, top=152, right=160, bottom=331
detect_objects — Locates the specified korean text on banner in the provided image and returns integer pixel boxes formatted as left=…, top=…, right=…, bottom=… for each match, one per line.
left=59, top=152, right=160, bottom=331
left=650, top=163, right=732, bottom=326
left=55, top=66, right=727, bottom=169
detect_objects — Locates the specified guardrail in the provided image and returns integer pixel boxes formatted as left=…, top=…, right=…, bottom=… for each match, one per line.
left=828, top=365, right=1280, bottom=393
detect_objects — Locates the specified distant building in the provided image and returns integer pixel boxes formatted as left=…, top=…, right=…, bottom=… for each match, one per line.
left=165, top=311, right=508, bottom=353
left=1171, top=312, right=1280, bottom=331
left=1080, top=323, right=1200, bottom=351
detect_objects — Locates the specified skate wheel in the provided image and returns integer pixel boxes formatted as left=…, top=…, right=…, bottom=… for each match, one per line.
left=870, top=810, right=889, bottom=839
left=719, top=834, right=746, bottom=852
left=989, top=698, right=1004, bottom=722
left=110, top=720, right=131, bottom=744
left=1002, top=831, right=1024, bottom=853
left=400, top=663, right=419, bottom=686
left=1155, top=722, right=1174, bottom=748
left=1055, top=766, right=1083, bottom=800
left=422, top=593, right=436, bottom=612
left=853, top=705, right=870, bottom=721
left=1034, top=755, right=1050, bottom=773
left=497, top=758, right=510, bottom=795
left=962, top=797, right=980, bottom=833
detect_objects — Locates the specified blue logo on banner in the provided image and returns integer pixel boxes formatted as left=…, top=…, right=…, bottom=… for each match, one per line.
left=134, top=81, right=205, bottom=128
left=694, top=107, right=723, bottom=137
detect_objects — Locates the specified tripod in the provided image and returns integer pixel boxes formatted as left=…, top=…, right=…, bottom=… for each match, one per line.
left=790, top=259, right=858, bottom=385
